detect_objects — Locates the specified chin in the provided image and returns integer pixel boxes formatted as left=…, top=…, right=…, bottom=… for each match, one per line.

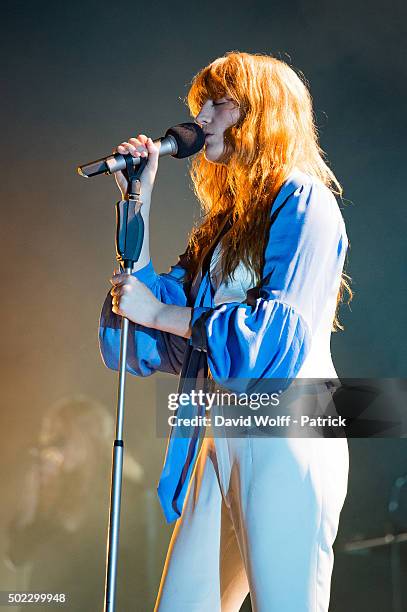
left=204, top=146, right=225, bottom=164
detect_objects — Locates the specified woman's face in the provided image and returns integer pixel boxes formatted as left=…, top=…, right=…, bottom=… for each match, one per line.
left=195, top=96, right=240, bottom=163
left=38, top=420, right=89, bottom=473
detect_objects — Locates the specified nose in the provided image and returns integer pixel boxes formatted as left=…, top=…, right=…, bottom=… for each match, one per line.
left=195, top=99, right=212, bottom=128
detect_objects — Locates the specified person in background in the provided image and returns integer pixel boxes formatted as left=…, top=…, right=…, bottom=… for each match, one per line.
left=4, top=394, right=150, bottom=610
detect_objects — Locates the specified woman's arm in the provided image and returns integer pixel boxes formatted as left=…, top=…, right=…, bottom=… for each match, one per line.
left=185, top=175, right=348, bottom=391
left=98, top=131, right=194, bottom=376
left=150, top=303, right=193, bottom=339
left=98, top=255, right=190, bottom=377
left=102, top=174, right=348, bottom=386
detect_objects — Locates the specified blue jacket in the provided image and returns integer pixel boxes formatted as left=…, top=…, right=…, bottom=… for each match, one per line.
left=98, top=169, right=348, bottom=522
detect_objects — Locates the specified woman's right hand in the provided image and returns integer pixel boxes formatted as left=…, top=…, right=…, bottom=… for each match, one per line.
left=113, top=134, right=160, bottom=201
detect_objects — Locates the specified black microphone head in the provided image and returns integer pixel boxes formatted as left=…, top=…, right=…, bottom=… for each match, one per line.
left=164, top=122, right=205, bottom=159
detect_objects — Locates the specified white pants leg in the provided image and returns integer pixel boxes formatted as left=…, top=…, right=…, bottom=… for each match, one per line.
left=154, top=436, right=249, bottom=611
left=154, top=434, right=349, bottom=612
left=230, top=436, right=349, bottom=612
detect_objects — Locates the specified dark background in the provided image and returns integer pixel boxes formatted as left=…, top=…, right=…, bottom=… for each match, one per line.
left=0, top=0, right=406, bottom=610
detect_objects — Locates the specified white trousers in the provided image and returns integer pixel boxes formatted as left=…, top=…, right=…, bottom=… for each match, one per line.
left=154, top=433, right=349, bottom=612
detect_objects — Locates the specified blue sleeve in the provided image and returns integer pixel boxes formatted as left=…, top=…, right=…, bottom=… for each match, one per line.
left=190, top=178, right=348, bottom=391
left=98, top=257, right=190, bottom=376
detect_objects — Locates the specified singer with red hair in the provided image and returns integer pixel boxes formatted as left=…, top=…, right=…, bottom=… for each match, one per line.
left=99, top=51, right=351, bottom=611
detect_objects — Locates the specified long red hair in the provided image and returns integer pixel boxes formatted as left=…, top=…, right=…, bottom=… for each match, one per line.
left=184, top=51, right=352, bottom=330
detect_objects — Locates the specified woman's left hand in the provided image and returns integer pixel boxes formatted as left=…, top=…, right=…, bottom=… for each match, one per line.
left=110, top=272, right=163, bottom=327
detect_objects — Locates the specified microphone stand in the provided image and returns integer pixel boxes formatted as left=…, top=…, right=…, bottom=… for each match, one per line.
left=104, top=154, right=148, bottom=612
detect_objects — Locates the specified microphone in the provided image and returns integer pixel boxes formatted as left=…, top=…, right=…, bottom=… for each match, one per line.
left=77, top=122, right=205, bottom=178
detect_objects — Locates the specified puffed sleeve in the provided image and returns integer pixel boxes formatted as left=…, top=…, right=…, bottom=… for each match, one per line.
left=190, top=176, right=348, bottom=391
left=98, top=256, right=190, bottom=376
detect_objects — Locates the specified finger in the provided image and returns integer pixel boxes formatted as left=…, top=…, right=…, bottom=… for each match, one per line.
left=110, top=271, right=136, bottom=281
left=109, top=273, right=127, bottom=285
left=116, top=286, right=132, bottom=300
left=136, top=134, right=149, bottom=145
left=110, top=283, right=130, bottom=297
left=116, top=142, right=130, bottom=154
left=128, top=137, right=145, bottom=147
left=117, top=142, right=142, bottom=157
left=110, top=276, right=134, bottom=289
left=112, top=266, right=125, bottom=277
left=145, top=137, right=160, bottom=166
left=129, top=137, right=148, bottom=157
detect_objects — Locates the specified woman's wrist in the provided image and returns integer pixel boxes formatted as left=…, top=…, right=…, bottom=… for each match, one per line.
left=151, top=303, right=192, bottom=339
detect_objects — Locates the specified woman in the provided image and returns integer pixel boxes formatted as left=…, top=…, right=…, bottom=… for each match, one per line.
left=99, top=51, right=351, bottom=612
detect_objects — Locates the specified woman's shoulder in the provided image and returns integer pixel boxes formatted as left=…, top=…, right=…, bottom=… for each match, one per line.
left=274, top=168, right=346, bottom=235
left=277, top=168, right=335, bottom=204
